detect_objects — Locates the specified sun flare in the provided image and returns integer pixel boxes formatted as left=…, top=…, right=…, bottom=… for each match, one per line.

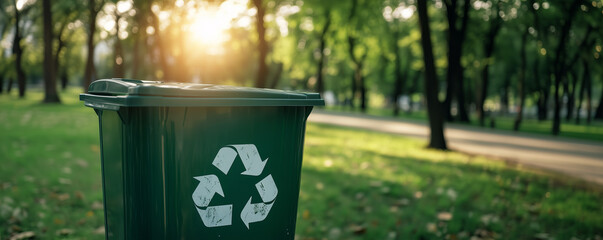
left=189, top=11, right=231, bottom=47
left=184, top=0, right=251, bottom=54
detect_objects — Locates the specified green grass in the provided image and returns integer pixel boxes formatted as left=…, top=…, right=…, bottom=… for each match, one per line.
left=324, top=105, right=603, bottom=142
left=1, top=89, right=603, bottom=239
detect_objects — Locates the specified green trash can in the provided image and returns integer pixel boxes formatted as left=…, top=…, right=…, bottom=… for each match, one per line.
left=80, top=78, right=323, bottom=239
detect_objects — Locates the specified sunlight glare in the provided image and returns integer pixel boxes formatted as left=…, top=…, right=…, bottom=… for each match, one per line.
left=186, top=0, right=251, bottom=54
left=189, top=11, right=230, bottom=47
left=116, top=0, right=133, bottom=14
left=16, top=0, right=31, bottom=10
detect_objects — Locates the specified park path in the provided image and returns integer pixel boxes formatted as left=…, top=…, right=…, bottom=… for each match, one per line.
left=308, top=110, right=603, bottom=185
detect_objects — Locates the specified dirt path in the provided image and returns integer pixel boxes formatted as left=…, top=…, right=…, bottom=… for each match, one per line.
left=308, top=110, right=603, bottom=185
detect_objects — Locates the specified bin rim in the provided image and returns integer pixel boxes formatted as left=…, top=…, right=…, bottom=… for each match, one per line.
left=80, top=78, right=325, bottom=108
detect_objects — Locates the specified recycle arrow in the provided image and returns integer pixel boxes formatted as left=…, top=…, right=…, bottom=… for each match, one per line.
left=192, top=175, right=233, bottom=227
left=212, top=144, right=268, bottom=176
left=240, top=174, right=278, bottom=229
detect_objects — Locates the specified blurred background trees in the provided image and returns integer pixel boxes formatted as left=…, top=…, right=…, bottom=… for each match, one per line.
left=1, top=0, right=603, bottom=141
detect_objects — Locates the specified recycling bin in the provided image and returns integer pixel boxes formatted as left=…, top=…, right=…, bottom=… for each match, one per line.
left=80, top=78, right=324, bottom=239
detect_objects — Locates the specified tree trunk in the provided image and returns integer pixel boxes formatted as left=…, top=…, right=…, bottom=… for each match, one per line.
left=150, top=10, right=170, bottom=81
left=392, top=31, right=406, bottom=116
left=269, top=62, right=283, bottom=89
left=113, top=14, right=125, bottom=78
left=455, top=0, right=471, bottom=122
left=7, top=78, right=14, bottom=93
left=565, top=70, right=578, bottom=121
left=359, top=68, right=367, bottom=111
left=535, top=59, right=549, bottom=121
left=513, top=28, right=529, bottom=131
left=0, top=78, right=4, bottom=94
left=83, top=0, right=99, bottom=91
left=42, top=0, right=60, bottom=103
left=585, top=61, right=592, bottom=124
left=594, top=89, right=603, bottom=120
left=552, top=1, right=580, bottom=135
left=442, top=0, right=457, bottom=122
left=253, top=0, right=268, bottom=88
left=501, top=77, right=510, bottom=114
left=61, top=67, right=68, bottom=90
left=443, top=0, right=471, bottom=123
left=529, top=0, right=550, bottom=122
left=350, top=69, right=356, bottom=108
left=478, top=64, right=490, bottom=126
left=417, top=0, right=447, bottom=150
left=575, top=61, right=587, bottom=124
left=131, top=5, right=145, bottom=79
left=12, top=0, right=26, bottom=98
left=316, top=11, right=331, bottom=94
left=478, top=2, right=501, bottom=126
left=54, top=23, right=67, bottom=91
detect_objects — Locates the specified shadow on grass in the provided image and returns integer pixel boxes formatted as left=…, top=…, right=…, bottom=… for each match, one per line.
left=298, top=124, right=603, bottom=239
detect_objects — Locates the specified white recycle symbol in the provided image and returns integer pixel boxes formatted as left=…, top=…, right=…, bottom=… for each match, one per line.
left=192, top=144, right=278, bottom=229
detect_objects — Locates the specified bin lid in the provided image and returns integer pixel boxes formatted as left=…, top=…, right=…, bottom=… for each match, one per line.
left=80, top=78, right=324, bottom=109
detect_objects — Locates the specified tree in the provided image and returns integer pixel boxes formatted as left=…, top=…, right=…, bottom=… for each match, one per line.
left=476, top=0, right=503, bottom=126
left=0, top=4, right=9, bottom=94
left=52, top=1, right=82, bottom=90
left=11, top=0, right=28, bottom=98
left=417, top=0, right=447, bottom=150
left=42, top=0, right=60, bottom=103
left=346, top=0, right=369, bottom=111
left=513, top=26, right=529, bottom=131
left=83, top=0, right=104, bottom=91
left=315, top=10, right=331, bottom=95
left=551, top=1, right=581, bottom=136
left=382, top=1, right=417, bottom=116
left=252, top=0, right=269, bottom=88
left=442, top=0, right=471, bottom=122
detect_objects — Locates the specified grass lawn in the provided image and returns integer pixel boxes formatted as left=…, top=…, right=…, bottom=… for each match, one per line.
left=1, top=89, right=602, bottom=239
left=324, top=105, right=603, bottom=142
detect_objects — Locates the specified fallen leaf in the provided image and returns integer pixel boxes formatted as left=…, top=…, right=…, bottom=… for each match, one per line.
left=397, top=198, right=410, bottom=206
left=56, top=228, right=74, bottom=236
left=56, top=193, right=70, bottom=201
left=369, top=181, right=382, bottom=187
left=86, top=211, right=94, bottom=217
left=23, top=176, right=34, bottom=182
left=349, top=225, right=366, bottom=235
left=534, top=233, right=549, bottom=239
left=328, top=228, right=341, bottom=239
left=94, top=226, right=105, bottom=235
left=90, top=145, right=100, bottom=153
left=302, top=210, right=310, bottom=219
left=355, top=193, right=364, bottom=200
left=438, top=212, right=453, bottom=221
left=447, top=189, right=458, bottom=201
left=74, top=191, right=84, bottom=200
left=9, top=231, right=35, bottom=240
left=426, top=222, right=437, bottom=233
left=54, top=218, right=64, bottom=225
left=91, top=201, right=104, bottom=210
left=58, top=178, right=72, bottom=185
left=75, top=159, right=89, bottom=168
left=414, top=191, right=423, bottom=199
